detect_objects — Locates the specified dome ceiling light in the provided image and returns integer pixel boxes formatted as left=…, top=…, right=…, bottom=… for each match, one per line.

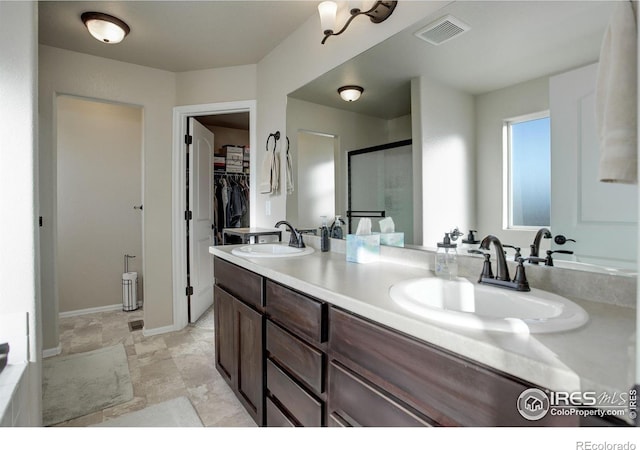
left=81, top=12, right=130, bottom=44
left=338, top=85, right=364, bottom=102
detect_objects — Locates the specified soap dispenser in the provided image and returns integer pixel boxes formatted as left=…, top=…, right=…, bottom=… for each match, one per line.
left=461, top=229, right=480, bottom=253
left=435, top=233, right=458, bottom=280
left=330, top=215, right=344, bottom=239
left=320, top=216, right=330, bottom=252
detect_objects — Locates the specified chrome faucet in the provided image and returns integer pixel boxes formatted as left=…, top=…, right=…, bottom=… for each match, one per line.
left=478, top=234, right=530, bottom=292
left=529, top=227, right=552, bottom=264
left=274, top=221, right=306, bottom=248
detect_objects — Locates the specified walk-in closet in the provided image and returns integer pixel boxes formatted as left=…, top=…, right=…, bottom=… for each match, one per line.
left=195, top=113, right=251, bottom=245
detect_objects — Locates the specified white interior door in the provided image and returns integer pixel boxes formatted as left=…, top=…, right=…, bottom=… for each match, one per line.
left=188, top=118, right=214, bottom=322
left=550, top=63, right=637, bottom=269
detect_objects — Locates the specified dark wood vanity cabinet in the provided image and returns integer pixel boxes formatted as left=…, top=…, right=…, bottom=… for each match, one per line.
left=213, top=256, right=624, bottom=428
left=213, top=257, right=265, bottom=425
left=264, top=280, right=328, bottom=426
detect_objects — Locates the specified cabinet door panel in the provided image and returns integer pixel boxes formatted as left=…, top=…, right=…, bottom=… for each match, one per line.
left=235, top=299, right=264, bottom=425
left=267, top=320, right=324, bottom=394
left=214, top=285, right=234, bottom=385
left=329, top=361, right=431, bottom=427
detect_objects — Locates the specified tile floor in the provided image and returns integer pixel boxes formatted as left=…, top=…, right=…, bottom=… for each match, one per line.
left=51, top=307, right=255, bottom=427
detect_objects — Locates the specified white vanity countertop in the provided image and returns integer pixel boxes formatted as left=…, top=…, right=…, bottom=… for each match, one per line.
left=210, top=245, right=636, bottom=420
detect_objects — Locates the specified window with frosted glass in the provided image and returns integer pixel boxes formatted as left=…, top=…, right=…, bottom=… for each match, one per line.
left=508, top=115, right=550, bottom=227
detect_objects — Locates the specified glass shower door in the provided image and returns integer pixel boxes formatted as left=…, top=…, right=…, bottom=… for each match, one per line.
left=348, top=140, right=413, bottom=244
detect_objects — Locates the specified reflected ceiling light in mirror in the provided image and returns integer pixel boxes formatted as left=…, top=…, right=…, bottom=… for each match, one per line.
left=338, top=85, right=364, bottom=102
left=318, top=1, right=397, bottom=44
left=81, top=12, right=130, bottom=44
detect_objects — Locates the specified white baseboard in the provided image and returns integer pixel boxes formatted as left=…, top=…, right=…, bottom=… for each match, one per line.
left=59, top=303, right=123, bottom=318
left=142, top=323, right=177, bottom=337
left=58, top=302, right=175, bottom=337
left=42, top=344, right=61, bottom=359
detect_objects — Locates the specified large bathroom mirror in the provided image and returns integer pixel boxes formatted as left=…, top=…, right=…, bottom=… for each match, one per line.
left=285, top=0, right=637, bottom=271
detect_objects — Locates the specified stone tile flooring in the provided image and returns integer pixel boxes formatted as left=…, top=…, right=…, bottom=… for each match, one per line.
left=51, top=307, right=255, bottom=427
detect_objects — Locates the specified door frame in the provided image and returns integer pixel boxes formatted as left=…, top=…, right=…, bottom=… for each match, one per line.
left=49, top=94, right=145, bottom=356
left=171, top=100, right=257, bottom=330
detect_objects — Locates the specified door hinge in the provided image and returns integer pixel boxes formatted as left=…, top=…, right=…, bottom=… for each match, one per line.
left=39, top=216, right=43, bottom=227
left=186, top=286, right=193, bottom=296
left=185, top=134, right=193, bottom=145
left=185, top=210, right=192, bottom=221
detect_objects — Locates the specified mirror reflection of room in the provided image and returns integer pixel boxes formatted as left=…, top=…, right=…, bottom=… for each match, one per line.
left=286, top=0, right=637, bottom=270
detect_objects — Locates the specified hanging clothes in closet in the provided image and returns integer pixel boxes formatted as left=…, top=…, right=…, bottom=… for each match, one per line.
left=213, top=172, right=250, bottom=244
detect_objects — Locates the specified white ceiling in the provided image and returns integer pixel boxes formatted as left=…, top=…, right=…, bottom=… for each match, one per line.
left=38, top=1, right=319, bottom=72
left=289, top=1, right=615, bottom=119
left=38, top=1, right=616, bottom=121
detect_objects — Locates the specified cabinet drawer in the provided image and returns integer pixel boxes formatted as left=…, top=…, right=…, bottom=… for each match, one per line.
left=329, top=307, right=577, bottom=426
left=328, top=361, right=431, bottom=427
left=266, top=280, right=326, bottom=344
left=267, top=320, right=324, bottom=394
left=214, top=257, right=263, bottom=310
left=266, top=397, right=296, bottom=427
left=267, top=359, right=322, bottom=427
left=328, top=413, right=350, bottom=427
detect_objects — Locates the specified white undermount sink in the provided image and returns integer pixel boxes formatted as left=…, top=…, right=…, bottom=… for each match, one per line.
left=231, top=243, right=315, bottom=258
left=389, top=277, right=588, bottom=334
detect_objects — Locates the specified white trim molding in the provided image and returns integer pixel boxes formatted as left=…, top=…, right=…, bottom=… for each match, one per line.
left=171, top=100, right=257, bottom=331
left=142, top=323, right=177, bottom=337
left=58, top=303, right=123, bottom=318
left=42, top=345, right=62, bottom=359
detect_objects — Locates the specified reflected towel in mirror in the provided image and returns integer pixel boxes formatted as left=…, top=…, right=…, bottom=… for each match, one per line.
left=596, top=0, right=638, bottom=184
left=286, top=147, right=294, bottom=195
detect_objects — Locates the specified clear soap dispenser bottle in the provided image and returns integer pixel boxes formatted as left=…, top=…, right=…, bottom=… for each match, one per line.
left=330, top=215, right=344, bottom=239
left=435, top=232, right=458, bottom=279
left=320, top=216, right=330, bottom=252
left=461, top=229, right=480, bottom=253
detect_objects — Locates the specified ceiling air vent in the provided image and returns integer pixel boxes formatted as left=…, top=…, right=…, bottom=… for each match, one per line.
left=414, top=14, right=470, bottom=46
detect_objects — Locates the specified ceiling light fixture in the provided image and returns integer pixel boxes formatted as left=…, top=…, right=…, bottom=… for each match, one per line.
left=318, top=1, right=397, bottom=44
left=338, top=85, right=364, bottom=102
left=81, top=12, right=130, bottom=44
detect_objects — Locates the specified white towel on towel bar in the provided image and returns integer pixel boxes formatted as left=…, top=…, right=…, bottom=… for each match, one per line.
left=596, top=0, right=638, bottom=184
left=286, top=148, right=294, bottom=195
left=259, top=145, right=280, bottom=194
left=259, top=150, right=273, bottom=194
left=271, top=149, right=280, bottom=193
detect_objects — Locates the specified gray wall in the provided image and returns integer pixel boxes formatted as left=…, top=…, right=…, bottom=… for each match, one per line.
left=56, top=96, right=143, bottom=313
